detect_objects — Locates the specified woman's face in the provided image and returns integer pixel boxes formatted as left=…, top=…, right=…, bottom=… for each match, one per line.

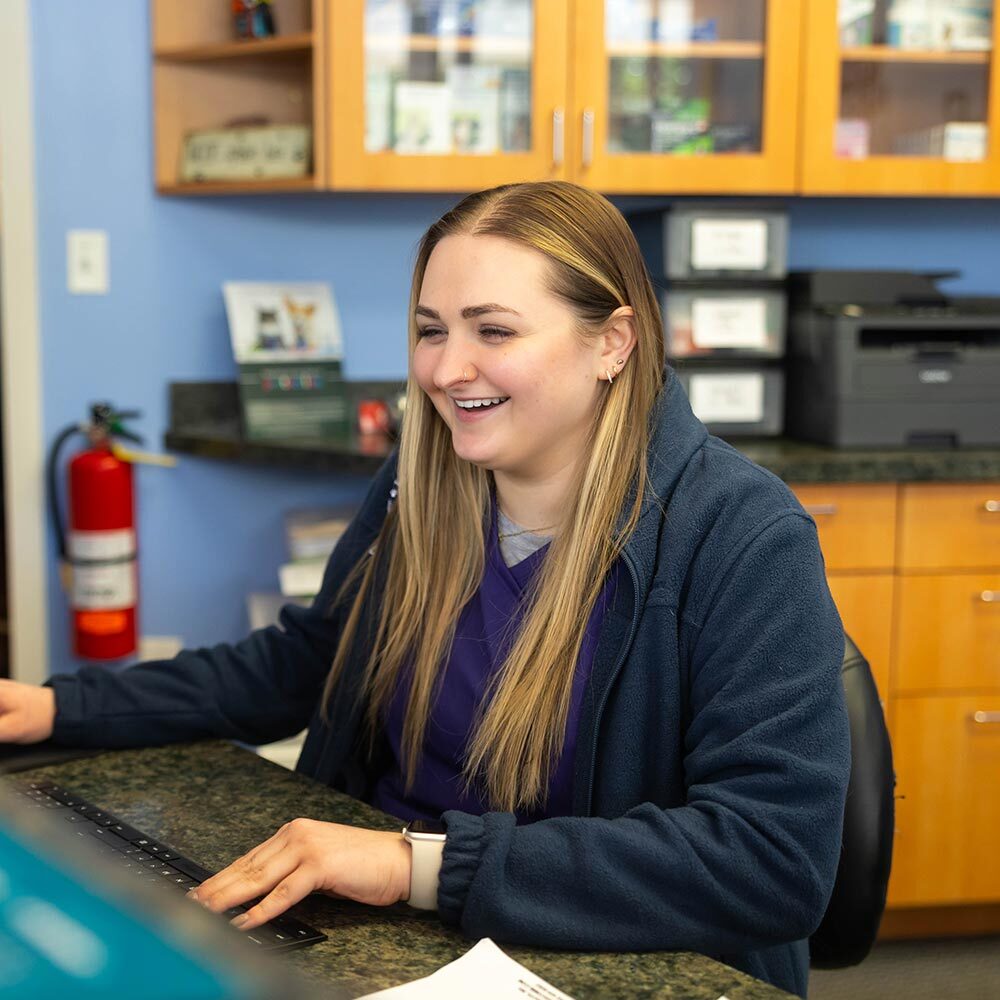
left=412, top=234, right=607, bottom=484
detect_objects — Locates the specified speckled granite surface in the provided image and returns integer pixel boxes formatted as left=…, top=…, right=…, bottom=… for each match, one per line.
left=14, top=741, right=793, bottom=999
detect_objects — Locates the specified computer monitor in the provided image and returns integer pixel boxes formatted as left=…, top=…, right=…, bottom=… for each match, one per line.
left=0, top=779, right=333, bottom=1000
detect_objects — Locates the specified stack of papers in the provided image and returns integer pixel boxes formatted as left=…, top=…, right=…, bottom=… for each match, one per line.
left=360, top=939, right=575, bottom=999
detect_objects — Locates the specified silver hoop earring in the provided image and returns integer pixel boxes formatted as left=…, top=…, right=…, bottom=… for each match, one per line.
left=606, top=368, right=615, bottom=384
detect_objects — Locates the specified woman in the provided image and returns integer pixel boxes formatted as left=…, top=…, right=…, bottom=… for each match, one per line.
left=0, top=182, right=849, bottom=998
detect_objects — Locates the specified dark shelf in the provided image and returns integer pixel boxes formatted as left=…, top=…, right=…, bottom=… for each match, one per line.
left=165, top=380, right=398, bottom=476
left=164, top=382, right=1000, bottom=484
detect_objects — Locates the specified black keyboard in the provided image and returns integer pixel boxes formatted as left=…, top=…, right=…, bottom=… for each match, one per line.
left=11, top=779, right=327, bottom=952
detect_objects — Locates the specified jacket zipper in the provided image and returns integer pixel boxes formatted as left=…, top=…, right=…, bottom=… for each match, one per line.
left=584, top=548, right=641, bottom=815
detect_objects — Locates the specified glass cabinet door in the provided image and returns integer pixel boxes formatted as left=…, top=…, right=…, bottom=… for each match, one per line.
left=801, top=0, right=1000, bottom=193
left=572, top=0, right=803, bottom=193
left=329, top=0, right=570, bottom=190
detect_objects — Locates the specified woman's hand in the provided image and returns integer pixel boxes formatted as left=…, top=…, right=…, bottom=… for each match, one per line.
left=188, top=820, right=411, bottom=931
left=0, top=680, right=56, bottom=744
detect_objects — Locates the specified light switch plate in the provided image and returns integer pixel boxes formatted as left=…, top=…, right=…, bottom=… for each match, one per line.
left=67, top=229, right=109, bottom=294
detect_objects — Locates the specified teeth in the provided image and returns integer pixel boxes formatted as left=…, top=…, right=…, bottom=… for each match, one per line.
left=455, top=397, right=508, bottom=409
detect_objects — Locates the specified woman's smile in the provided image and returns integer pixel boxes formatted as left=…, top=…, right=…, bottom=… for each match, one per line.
left=452, top=396, right=510, bottom=421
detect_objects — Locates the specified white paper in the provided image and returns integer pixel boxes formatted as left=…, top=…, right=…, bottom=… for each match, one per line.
left=690, top=218, right=769, bottom=271
left=688, top=372, right=765, bottom=423
left=360, top=938, right=576, bottom=1000
left=691, top=297, right=768, bottom=350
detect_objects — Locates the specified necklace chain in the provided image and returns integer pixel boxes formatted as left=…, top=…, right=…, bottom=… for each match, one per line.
left=498, top=509, right=555, bottom=541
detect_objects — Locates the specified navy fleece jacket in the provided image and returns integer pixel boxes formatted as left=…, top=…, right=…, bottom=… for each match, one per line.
left=49, top=369, right=850, bottom=998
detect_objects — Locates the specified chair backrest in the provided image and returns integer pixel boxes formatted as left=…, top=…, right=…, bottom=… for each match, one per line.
left=809, top=634, right=895, bottom=969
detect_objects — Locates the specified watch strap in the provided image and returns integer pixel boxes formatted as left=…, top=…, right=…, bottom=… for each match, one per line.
left=403, top=825, right=446, bottom=910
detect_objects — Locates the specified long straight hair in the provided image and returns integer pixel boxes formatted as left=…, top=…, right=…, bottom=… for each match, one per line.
left=321, top=182, right=665, bottom=812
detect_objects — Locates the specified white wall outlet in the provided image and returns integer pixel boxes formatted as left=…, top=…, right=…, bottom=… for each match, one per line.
left=67, top=229, right=109, bottom=294
left=138, top=635, right=184, bottom=662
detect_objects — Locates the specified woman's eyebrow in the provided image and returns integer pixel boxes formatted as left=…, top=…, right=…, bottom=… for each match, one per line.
left=415, top=303, right=522, bottom=320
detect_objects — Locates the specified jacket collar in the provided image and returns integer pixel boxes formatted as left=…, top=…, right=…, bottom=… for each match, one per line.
left=620, top=367, right=707, bottom=589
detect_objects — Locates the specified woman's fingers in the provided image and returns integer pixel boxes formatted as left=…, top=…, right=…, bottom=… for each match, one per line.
left=187, top=820, right=412, bottom=929
left=189, top=828, right=292, bottom=913
left=230, top=868, right=317, bottom=931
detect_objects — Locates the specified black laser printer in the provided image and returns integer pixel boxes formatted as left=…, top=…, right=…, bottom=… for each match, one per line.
left=785, top=270, right=1000, bottom=448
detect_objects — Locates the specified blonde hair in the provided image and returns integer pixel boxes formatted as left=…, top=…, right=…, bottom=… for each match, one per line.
left=321, top=182, right=665, bottom=812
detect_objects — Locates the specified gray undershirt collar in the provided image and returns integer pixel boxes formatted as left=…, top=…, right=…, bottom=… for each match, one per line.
left=497, top=509, right=552, bottom=567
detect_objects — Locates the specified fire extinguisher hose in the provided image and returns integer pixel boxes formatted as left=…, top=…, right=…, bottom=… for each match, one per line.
left=46, top=422, right=85, bottom=563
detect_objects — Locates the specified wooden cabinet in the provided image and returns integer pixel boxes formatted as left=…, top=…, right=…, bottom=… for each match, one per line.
left=891, top=696, right=1000, bottom=905
left=793, top=481, right=1000, bottom=912
left=152, top=0, right=328, bottom=194
left=151, top=1, right=1000, bottom=196
left=328, top=1, right=570, bottom=191
left=801, top=0, right=1000, bottom=196
left=571, top=0, right=803, bottom=194
left=791, top=483, right=897, bottom=702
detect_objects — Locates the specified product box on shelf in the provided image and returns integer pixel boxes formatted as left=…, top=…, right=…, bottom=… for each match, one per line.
left=839, top=0, right=876, bottom=45
left=893, top=121, right=987, bottom=160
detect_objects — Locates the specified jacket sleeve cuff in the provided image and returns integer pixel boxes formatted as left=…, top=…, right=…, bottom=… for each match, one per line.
left=437, top=810, right=486, bottom=925
left=44, top=673, right=96, bottom=746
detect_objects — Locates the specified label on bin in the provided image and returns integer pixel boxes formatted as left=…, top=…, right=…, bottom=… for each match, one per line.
left=692, top=298, right=768, bottom=349
left=688, top=373, right=765, bottom=424
left=690, top=219, right=768, bottom=271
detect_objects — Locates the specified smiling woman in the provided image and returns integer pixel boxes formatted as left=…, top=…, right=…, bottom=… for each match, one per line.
left=2, top=181, right=850, bottom=1000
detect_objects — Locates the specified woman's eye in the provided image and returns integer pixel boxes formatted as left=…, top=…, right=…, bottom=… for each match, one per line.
left=417, top=327, right=445, bottom=339
left=480, top=326, right=513, bottom=340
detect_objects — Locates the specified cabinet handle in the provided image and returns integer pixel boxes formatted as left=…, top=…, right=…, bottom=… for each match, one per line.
left=581, top=109, right=595, bottom=167
left=552, top=109, right=565, bottom=166
left=985, top=500, right=1000, bottom=513
left=803, top=504, right=838, bottom=517
left=980, top=591, right=1000, bottom=603
left=971, top=711, right=1000, bottom=725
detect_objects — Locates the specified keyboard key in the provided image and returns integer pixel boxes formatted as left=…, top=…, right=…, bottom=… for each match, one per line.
left=109, top=822, right=141, bottom=841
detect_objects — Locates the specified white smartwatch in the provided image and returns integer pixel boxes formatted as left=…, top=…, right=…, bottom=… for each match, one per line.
left=402, top=819, right=447, bottom=910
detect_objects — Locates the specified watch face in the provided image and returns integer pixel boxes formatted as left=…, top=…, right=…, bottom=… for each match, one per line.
left=407, top=819, right=447, bottom=837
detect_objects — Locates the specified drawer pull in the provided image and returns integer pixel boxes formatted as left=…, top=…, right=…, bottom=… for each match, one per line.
left=804, top=504, right=839, bottom=517
left=981, top=591, right=1000, bottom=603
left=986, top=500, right=1000, bottom=513
left=971, top=711, right=1000, bottom=725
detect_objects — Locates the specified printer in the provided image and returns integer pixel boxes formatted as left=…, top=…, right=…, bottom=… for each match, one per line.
left=785, top=270, right=1000, bottom=448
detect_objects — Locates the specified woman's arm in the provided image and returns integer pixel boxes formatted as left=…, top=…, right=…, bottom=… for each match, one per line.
left=46, top=453, right=399, bottom=749
left=438, top=513, right=851, bottom=956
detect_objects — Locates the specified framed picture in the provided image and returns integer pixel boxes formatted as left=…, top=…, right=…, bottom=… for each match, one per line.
left=222, top=282, right=343, bottom=364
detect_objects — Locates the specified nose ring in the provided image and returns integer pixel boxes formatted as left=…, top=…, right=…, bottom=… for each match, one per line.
left=460, top=368, right=470, bottom=383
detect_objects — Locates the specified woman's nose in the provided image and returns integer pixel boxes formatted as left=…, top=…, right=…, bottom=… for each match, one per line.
left=434, top=347, right=478, bottom=390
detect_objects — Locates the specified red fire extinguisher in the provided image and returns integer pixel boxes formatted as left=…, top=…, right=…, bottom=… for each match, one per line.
left=47, top=404, right=143, bottom=660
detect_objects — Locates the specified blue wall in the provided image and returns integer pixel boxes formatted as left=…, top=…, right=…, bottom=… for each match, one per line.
left=29, top=1, right=1000, bottom=673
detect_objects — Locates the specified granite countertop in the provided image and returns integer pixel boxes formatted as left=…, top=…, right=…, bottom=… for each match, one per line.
left=15, top=741, right=793, bottom=999
left=165, top=382, right=1000, bottom=484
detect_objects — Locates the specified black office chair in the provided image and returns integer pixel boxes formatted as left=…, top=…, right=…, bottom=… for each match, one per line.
left=809, top=634, right=895, bottom=968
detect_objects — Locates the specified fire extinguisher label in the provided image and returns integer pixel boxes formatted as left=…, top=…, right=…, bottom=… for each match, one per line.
left=72, top=563, right=136, bottom=610
left=69, top=529, right=136, bottom=561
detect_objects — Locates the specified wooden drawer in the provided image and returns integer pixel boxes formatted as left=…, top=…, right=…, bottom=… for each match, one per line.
left=898, top=483, right=1000, bottom=571
left=894, top=574, right=1000, bottom=693
left=888, top=695, right=1000, bottom=907
left=791, top=484, right=897, bottom=571
left=826, top=573, right=893, bottom=704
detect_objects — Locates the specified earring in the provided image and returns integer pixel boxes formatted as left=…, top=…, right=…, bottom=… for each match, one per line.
left=605, top=368, right=615, bottom=384
left=615, top=359, right=625, bottom=368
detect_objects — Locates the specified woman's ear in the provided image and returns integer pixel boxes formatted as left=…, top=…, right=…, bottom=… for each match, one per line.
left=599, top=306, right=638, bottom=373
